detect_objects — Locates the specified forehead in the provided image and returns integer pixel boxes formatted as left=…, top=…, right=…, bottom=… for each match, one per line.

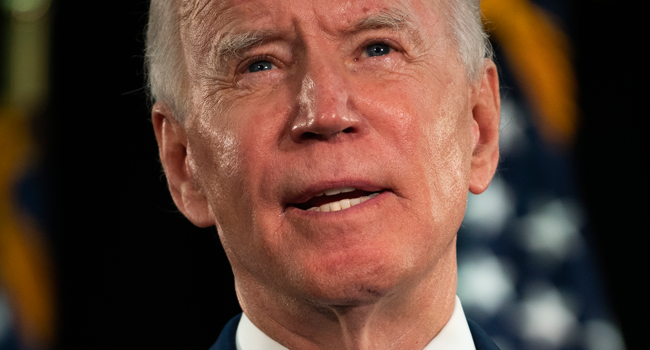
left=180, top=0, right=443, bottom=42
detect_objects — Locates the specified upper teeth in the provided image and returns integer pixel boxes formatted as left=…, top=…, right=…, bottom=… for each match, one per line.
left=307, top=191, right=379, bottom=212
left=315, top=187, right=356, bottom=197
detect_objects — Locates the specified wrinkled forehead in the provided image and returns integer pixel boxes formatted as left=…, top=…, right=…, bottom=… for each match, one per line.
left=178, top=0, right=444, bottom=47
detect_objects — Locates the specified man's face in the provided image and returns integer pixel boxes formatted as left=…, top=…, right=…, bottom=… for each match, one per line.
left=173, top=0, right=491, bottom=304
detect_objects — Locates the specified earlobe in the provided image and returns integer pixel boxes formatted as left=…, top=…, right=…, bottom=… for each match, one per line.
left=152, top=102, right=216, bottom=228
left=469, top=60, right=501, bottom=195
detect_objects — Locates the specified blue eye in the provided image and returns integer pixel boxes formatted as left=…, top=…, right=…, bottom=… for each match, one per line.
left=248, top=60, right=273, bottom=73
left=365, top=43, right=391, bottom=57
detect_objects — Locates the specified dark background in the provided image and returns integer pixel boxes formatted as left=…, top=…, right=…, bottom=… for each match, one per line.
left=573, top=1, right=644, bottom=350
left=44, top=1, right=643, bottom=349
left=46, top=2, right=241, bottom=349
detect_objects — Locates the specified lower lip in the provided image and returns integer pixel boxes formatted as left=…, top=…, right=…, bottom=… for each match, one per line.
left=286, top=191, right=391, bottom=216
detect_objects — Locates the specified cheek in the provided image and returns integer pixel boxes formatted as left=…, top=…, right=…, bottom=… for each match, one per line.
left=186, top=120, right=270, bottom=267
left=353, top=78, right=471, bottom=255
left=187, top=124, right=246, bottom=215
left=352, top=75, right=431, bottom=155
left=186, top=87, right=293, bottom=227
left=371, top=69, right=473, bottom=227
left=421, top=89, right=474, bottom=227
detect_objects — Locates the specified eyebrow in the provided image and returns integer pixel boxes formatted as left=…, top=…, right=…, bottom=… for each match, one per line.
left=215, top=30, right=272, bottom=62
left=214, top=8, right=418, bottom=63
left=353, top=8, right=413, bottom=32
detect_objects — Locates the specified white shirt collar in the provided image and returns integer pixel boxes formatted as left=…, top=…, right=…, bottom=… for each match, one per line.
left=235, top=296, right=476, bottom=350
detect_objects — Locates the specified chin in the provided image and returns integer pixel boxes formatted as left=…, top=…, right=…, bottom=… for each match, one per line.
left=294, top=245, right=413, bottom=306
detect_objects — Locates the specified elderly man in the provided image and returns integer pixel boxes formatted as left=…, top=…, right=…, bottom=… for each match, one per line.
left=146, top=0, right=501, bottom=348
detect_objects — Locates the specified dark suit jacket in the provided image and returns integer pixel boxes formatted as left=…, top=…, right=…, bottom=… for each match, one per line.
left=209, top=314, right=500, bottom=350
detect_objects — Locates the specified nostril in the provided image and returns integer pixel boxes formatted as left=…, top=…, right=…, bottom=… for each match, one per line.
left=300, top=127, right=356, bottom=140
left=301, top=131, right=318, bottom=141
left=301, top=128, right=354, bottom=141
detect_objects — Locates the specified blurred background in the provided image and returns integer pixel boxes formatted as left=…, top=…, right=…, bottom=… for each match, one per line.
left=0, top=0, right=644, bottom=349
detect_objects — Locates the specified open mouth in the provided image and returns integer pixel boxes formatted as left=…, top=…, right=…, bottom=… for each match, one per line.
left=291, top=187, right=383, bottom=212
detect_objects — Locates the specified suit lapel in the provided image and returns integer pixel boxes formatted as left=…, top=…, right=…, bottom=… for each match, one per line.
left=467, top=318, right=501, bottom=350
left=209, top=314, right=241, bottom=350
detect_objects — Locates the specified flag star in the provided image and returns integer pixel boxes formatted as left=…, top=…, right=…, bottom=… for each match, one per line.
left=464, top=178, right=516, bottom=238
left=519, top=283, right=578, bottom=348
left=458, top=249, right=516, bottom=316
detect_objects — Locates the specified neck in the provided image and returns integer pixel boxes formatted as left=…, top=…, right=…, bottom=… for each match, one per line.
left=233, top=243, right=458, bottom=350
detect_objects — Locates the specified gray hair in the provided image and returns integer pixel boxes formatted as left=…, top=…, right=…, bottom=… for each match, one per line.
left=145, top=0, right=492, bottom=121
left=442, top=0, right=493, bottom=80
left=145, top=0, right=189, bottom=120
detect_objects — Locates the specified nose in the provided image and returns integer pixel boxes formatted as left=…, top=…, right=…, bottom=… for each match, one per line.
left=289, top=60, right=362, bottom=142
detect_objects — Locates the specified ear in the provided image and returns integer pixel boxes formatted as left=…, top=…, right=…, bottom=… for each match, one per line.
left=152, top=102, right=216, bottom=227
left=469, top=60, right=500, bottom=195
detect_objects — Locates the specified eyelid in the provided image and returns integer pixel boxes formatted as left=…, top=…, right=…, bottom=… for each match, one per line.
left=359, top=38, right=402, bottom=57
left=238, top=54, right=281, bottom=74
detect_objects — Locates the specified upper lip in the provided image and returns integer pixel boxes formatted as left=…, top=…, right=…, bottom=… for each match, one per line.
left=285, top=180, right=388, bottom=207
